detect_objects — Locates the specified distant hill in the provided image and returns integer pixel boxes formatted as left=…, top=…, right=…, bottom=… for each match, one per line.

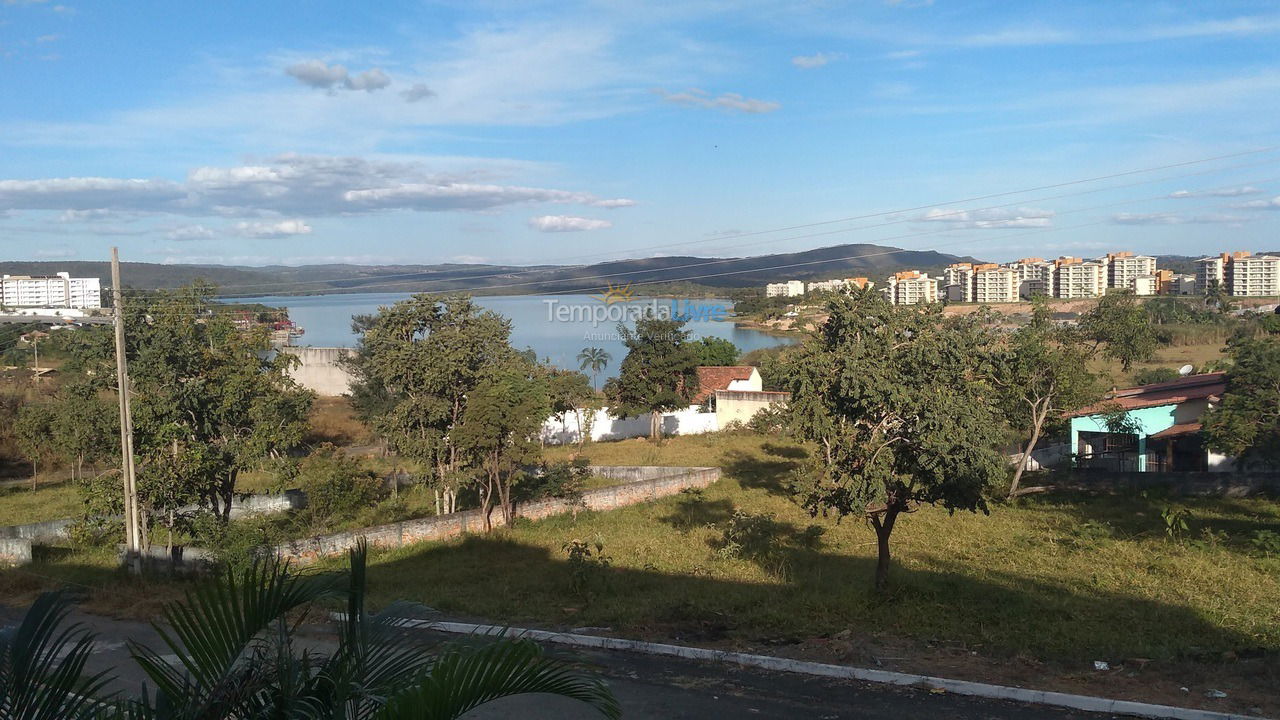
left=1, top=243, right=982, bottom=297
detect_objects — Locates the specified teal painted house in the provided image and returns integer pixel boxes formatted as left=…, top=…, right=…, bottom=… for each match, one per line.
left=1068, top=373, right=1233, bottom=473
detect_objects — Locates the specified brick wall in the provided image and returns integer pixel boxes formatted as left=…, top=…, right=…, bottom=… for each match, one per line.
left=275, top=466, right=720, bottom=563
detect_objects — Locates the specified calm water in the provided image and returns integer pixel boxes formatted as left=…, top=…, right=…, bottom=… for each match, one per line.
left=229, top=292, right=795, bottom=380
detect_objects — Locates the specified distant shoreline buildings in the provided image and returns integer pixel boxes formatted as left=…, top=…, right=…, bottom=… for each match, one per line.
left=762, top=250, right=1280, bottom=305
left=1, top=272, right=102, bottom=315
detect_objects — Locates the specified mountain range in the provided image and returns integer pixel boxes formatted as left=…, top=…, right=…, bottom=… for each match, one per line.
left=1, top=243, right=982, bottom=297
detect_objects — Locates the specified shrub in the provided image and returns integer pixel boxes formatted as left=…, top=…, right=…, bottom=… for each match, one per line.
left=191, top=512, right=284, bottom=573
left=1131, top=367, right=1181, bottom=386
left=563, top=536, right=611, bottom=604
left=297, top=445, right=384, bottom=530
left=715, top=510, right=784, bottom=561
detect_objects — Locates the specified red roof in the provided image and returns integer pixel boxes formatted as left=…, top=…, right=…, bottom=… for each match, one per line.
left=694, top=366, right=757, bottom=403
left=1071, top=372, right=1225, bottom=417
left=1149, top=422, right=1203, bottom=439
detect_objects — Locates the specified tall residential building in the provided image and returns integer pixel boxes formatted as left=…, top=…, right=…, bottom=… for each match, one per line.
left=973, top=266, right=1019, bottom=303
left=0, top=272, right=102, bottom=309
left=807, top=279, right=847, bottom=294
left=765, top=280, right=806, bottom=297
left=885, top=271, right=938, bottom=305
left=1054, top=257, right=1106, bottom=299
left=1103, top=252, right=1158, bottom=290
left=1169, top=274, right=1197, bottom=296
left=1132, top=275, right=1160, bottom=296
left=1228, top=254, right=1280, bottom=297
left=1006, top=257, right=1055, bottom=299
left=1195, top=255, right=1225, bottom=294
left=943, top=263, right=974, bottom=303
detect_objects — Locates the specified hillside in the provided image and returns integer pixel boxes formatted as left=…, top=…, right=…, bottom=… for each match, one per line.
left=1, top=243, right=980, bottom=297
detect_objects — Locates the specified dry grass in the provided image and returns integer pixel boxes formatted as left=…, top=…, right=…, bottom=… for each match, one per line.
left=305, top=396, right=374, bottom=447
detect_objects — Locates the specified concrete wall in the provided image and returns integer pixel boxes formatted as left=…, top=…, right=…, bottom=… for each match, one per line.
left=1052, top=471, right=1280, bottom=497
left=0, top=517, right=75, bottom=542
left=0, top=538, right=32, bottom=566
left=274, top=465, right=721, bottom=563
left=541, top=407, right=718, bottom=445
left=280, top=347, right=355, bottom=396
left=714, top=390, right=790, bottom=427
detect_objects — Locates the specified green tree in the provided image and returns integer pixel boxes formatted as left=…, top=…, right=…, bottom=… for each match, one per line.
left=345, top=294, right=518, bottom=514
left=455, top=359, right=551, bottom=528
left=576, top=346, right=611, bottom=390
left=50, top=381, right=118, bottom=482
left=297, top=444, right=385, bottom=530
left=1203, top=332, right=1280, bottom=468
left=14, top=401, right=58, bottom=488
left=603, top=314, right=700, bottom=443
left=994, top=301, right=1097, bottom=497
left=547, top=367, right=596, bottom=445
left=692, top=336, right=740, bottom=366
left=1078, top=290, right=1158, bottom=372
left=63, top=284, right=314, bottom=534
left=781, top=291, right=1007, bottom=591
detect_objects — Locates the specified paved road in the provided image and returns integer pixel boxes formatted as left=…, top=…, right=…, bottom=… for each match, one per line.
left=0, top=605, right=1137, bottom=719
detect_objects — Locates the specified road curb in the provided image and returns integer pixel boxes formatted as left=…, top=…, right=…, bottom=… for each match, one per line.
left=402, top=618, right=1269, bottom=720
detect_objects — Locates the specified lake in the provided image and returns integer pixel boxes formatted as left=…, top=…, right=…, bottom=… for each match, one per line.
left=229, top=292, right=796, bottom=380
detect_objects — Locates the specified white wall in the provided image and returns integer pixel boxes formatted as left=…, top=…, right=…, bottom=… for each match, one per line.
left=542, top=406, right=718, bottom=445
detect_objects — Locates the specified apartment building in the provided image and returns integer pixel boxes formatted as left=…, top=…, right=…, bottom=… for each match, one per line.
left=1196, top=252, right=1280, bottom=297
left=1133, top=275, right=1160, bottom=297
left=0, top=272, right=102, bottom=310
left=973, top=265, right=1019, bottom=303
left=1103, top=252, right=1158, bottom=290
left=943, top=263, right=975, bottom=303
left=1054, top=257, right=1106, bottom=299
left=1168, top=274, right=1197, bottom=295
left=807, top=279, right=847, bottom=294
left=1006, top=257, right=1055, bottom=299
left=885, top=271, right=938, bottom=305
left=765, top=280, right=806, bottom=297
left=1228, top=254, right=1280, bottom=297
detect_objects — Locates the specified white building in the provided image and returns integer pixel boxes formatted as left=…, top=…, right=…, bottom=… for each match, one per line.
left=1103, top=252, right=1158, bottom=291
left=1132, top=275, right=1160, bottom=297
left=1006, top=258, right=1055, bottom=299
left=1054, top=258, right=1106, bottom=299
left=943, top=263, right=974, bottom=303
left=885, top=271, right=938, bottom=305
left=765, top=280, right=805, bottom=298
left=973, top=266, right=1019, bottom=303
left=806, top=279, right=847, bottom=294
left=1196, top=255, right=1226, bottom=294
left=1228, top=254, right=1280, bottom=297
left=1, top=272, right=102, bottom=310
left=1169, top=274, right=1197, bottom=296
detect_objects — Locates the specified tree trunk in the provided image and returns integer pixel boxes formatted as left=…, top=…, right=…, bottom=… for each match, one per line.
left=870, top=505, right=900, bottom=593
left=1009, top=402, right=1048, bottom=499
left=650, top=411, right=661, bottom=444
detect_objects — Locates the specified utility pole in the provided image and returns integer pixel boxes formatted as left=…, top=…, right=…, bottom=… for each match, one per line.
left=111, top=247, right=142, bottom=571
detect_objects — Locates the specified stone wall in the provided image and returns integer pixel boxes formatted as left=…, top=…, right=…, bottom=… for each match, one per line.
left=275, top=466, right=720, bottom=563
left=0, top=538, right=32, bottom=566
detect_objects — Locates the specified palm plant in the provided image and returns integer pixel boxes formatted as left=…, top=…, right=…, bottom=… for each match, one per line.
left=1, top=542, right=620, bottom=719
left=0, top=591, right=114, bottom=719
left=576, top=347, right=611, bottom=390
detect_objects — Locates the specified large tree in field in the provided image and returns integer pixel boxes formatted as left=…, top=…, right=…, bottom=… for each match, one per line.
left=1079, top=290, right=1158, bottom=372
left=994, top=300, right=1097, bottom=497
left=345, top=294, right=518, bottom=514
left=64, top=284, right=314, bottom=535
left=1203, top=331, right=1280, bottom=469
left=782, top=291, right=1007, bottom=592
left=455, top=359, right=551, bottom=529
left=692, top=336, right=740, bottom=366
left=603, top=314, right=700, bottom=443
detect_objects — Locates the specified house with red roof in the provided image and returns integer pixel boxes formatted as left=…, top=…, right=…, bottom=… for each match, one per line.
left=693, top=366, right=762, bottom=406
left=1067, top=373, right=1231, bottom=472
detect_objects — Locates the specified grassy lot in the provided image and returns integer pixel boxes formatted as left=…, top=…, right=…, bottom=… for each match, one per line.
left=0, top=479, right=82, bottom=527
left=355, top=433, right=1280, bottom=665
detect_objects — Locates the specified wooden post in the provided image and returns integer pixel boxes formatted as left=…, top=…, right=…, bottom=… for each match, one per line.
left=111, top=248, right=142, bottom=572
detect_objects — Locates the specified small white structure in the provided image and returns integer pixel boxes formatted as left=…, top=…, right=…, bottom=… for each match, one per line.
left=765, top=280, right=805, bottom=298
left=541, top=406, right=719, bottom=445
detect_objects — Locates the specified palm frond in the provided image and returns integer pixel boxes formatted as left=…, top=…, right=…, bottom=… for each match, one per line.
left=373, top=638, right=621, bottom=720
left=0, top=591, right=116, bottom=720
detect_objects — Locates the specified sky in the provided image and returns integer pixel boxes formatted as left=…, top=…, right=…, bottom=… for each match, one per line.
left=2, top=0, right=1280, bottom=270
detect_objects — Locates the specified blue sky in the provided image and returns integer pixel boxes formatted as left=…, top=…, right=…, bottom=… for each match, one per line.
left=2, top=0, right=1280, bottom=270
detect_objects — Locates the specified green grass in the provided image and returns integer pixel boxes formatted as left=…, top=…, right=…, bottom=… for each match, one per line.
left=352, top=433, right=1280, bottom=664
left=0, top=479, right=82, bottom=527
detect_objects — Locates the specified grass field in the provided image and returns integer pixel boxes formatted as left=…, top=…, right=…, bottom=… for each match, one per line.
left=0, top=479, right=82, bottom=527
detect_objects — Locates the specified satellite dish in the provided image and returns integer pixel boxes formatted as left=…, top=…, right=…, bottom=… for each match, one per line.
left=1178, top=364, right=1194, bottom=376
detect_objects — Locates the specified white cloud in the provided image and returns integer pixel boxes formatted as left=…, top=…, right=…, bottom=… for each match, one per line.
left=285, top=60, right=391, bottom=93
left=33, top=248, right=75, bottom=258
left=1170, top=186, right=1263, bottom=198
left=528, top=215, right=612, bottom=232
left=167, top=224, right=216, bottom=241
left=1111, top=212, right=1250, bottom=225
left=655, top=88, right=781, bottom=114
left=791, top=52, right=843, bottom=69
left=233, top=219, right=312, bottom=238
left=0, top=154, right=635, bottom=218
left=1234, top=196, right=1280, bottom=210
left=34, top=33, right=59, bottom=43
left=917, top=206, right=1054, bottom=229
left=400, top=83, right=436, bottom=103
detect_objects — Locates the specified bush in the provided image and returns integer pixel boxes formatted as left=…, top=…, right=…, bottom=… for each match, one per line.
left=192, top=512, right=283, bottom=572
left=296, top=445, right=384, bottom=530
left=1131, top=367, right=1181, bottom=386
left=563, top=536, right=611, bottom=604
